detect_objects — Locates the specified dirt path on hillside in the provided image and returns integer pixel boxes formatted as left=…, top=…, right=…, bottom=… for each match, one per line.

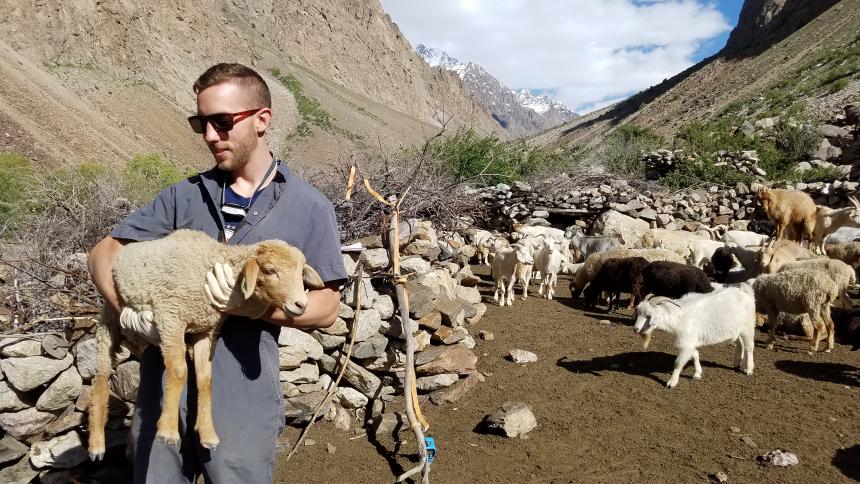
left=280, top=268, right=860, bottom=484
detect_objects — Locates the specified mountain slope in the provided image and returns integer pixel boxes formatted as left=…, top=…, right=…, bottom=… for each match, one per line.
left=533, top=0, right=858, bottom=152
left=0, top=0, right=502, bottom=170
left=416, top=44, right=577, bottom=138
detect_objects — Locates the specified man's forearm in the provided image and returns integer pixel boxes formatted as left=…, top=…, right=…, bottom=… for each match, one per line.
left=264, top=287, right=340, bottom=329
left=88, top=236, right=127, bottom=313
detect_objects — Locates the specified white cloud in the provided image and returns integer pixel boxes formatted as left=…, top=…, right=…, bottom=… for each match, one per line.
left=382, top=0, right=731, bottom=114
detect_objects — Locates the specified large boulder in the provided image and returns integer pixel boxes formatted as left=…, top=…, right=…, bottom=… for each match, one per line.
left=481, top=402, right=537, bottom=438
left=0, top=381, right=29, bottom=412
left=109, top=361, right=140, bottom=402
left=0, top=407, right=56, bottom=442
left=1, top=340, right=42, bottom=357
left=0, top=353, right=73, bottom=392
left=591, top=210, right=649, bottom=245
left=278, top=327, right=325, bottom=361
left=29, top=431, right=88, bottom=469
left=415, top=346, right=477, bottom=376
left=36, top=367, right=82, bottom=412
left=319, top=352, right=382, bottom=398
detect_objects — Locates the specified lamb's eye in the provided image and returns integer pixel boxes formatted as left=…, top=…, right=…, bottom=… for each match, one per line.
left=262, top=266, right=277, bottom=275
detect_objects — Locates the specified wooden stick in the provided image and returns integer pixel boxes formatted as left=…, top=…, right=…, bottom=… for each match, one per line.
left=286, top=265, right=364, bottom=461
left=345, top=165, right=357, bottom=201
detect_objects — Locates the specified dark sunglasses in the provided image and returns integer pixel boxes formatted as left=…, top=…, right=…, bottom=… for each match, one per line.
left=187, top=108, right=263, bottom=134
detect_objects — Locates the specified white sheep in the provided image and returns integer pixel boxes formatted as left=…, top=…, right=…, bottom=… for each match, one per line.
left=633, top=288, right=756, bottom=388
left=777, top=258, right=856, bottom=308
left=753, top=270, right=839, bottom=352
left=534, top=238, right=564, bottom=300
left=87, top=229, right=324, bottom=460
left=812, top=199, right=860, bottom=255
left=683, top=239, right=727, bottom=270
left=640, top=228, right=708, bottom=257
left=491, top=243, right=534, bottom=306
left=512, top=223, right=566, bottom=243
left=721, top=230, right=770, bottom=247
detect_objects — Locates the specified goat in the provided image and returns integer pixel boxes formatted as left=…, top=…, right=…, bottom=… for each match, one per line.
left=721, top=230, right=770, bottom=247
left=87, top=229, right=323, bottom=460
left=757, top=239, right=816, bottom=274
left=569, top=248, right=684, bottom=299
left=825, top=226, right=860, bottom=244
left=683, top=239, right=726, bottom=271
left=753, top=270, right=839, bottom=352
left=583, top=257, right=649, bottom=311
left=534, top=238, right=564, bottom=300
left=566, top=226, right=624, bottom=262
left=846, top=104, right=859, bottom=140
left=632, top=261, right=713, bottom=304
left=812, top=198, right=860, bottom=255
left=512, top=223, right=566, bottom=243
left=777, top=258, right=856, bottom=308
left=640, top=228, right=708, bottom=257
left=755, top=188, right=817, bottom=244
left=633, top=289, right=756, bottom=388
left=491, top=243, right=534, bottom=306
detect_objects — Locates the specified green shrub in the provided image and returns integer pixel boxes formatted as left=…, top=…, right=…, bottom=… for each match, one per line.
left=0, top=153, right=33, bottom=228
left=269, top=67, right=336, bottom=134
left=122, top=153, right=187, bottom=205
left=603, top=124, right=663, bottom=176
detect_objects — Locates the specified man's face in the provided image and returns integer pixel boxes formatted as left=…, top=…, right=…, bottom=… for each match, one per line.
left=196, top=81, right=262, bottom=172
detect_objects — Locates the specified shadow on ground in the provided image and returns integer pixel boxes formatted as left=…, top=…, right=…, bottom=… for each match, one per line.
left=832, top=444, right=860, bottom=481
left=556, top=351, right=733, bottom=386
left=774, top=360, right=860, bottom=387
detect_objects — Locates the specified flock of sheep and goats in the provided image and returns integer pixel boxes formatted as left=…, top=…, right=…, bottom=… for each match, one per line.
left=474, top=187, right=860, bottom=389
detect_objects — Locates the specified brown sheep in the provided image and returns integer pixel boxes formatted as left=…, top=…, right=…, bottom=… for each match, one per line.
left=757, top=239, right=817, bottom=274
left=825, top=242, right=860, bottom=270
left=755, top=188, right=817, bottom=244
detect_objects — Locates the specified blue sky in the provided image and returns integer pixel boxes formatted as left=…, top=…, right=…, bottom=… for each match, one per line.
left=383, top=1, right=745, bottom=113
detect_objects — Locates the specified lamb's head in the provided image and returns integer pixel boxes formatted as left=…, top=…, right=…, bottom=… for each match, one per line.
left=512, top=243, right=534, bottom=265
left=241, top=241, right=325, bottom=316
left=633, top=295, right=680, bottom=335
left=755, top=187, right=772, bottom=211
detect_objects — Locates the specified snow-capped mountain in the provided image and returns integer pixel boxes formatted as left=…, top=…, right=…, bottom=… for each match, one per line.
left=416, top=44, right=577, bottom=137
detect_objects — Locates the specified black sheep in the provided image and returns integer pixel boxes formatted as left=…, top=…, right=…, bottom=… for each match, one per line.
left=584, top=257, right=649, bottom=311
left=633, top=260, right=713, bottom=302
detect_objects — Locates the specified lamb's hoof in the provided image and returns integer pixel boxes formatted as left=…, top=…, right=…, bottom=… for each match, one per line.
left=825, top=348, right=832, bottom=353
left=88, top=450, right=105, bottom=461
left=156, top=430, right=181, bottom=447
left=200, top=437, right=220, bottom=450
left=744, top=369, right=754, bottom=376
left=693, top=374, right=702, bottom=381
left=766, top=343, right=775, bottom=350
left=665, top=380, right=677, bottom=389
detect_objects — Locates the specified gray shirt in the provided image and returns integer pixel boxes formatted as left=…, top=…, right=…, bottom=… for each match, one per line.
left=112, top=161, right=347, bottom=285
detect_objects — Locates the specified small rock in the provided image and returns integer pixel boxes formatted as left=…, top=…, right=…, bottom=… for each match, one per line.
left=729, top=427, right=741, bottom=434
left=429, top=372, right=480, bottom=405
left=326, top=442, right=336, bottom=454
left=418, top=312, right=442, bottom=331
left=320, top=317, right=350, bottom=336
left=29, top=431, right=87, bottom=469
left=335, top=387, right=369, bottom=409
left=352, top=333, right=388, bottom=359
left=0, top=381, right=29, bottom=412
left=373, top=294, right=395, bottom=320
left=278, top=327, right=325, bottom=360
left=36, top=367, right=83, bottom=411
left=415, top=346, right=477, bottom=376
left=353, top=308, right=384, bottom=342
left=0, top=407, right=56, bottom=442
left=359, top=248, right=390, bottom=271
left=1, top=340, right=43, bottom=358
left=507, top=349, right=537, bottom=364
left=0, top=434, right=28, bottom=466
left=757, top=449, right=799, bottom=467
left=0, top=454, right=39, bottom=484
left=478, top=330, right=494, bottom=341
left=304, top=438, right=316, bottom=447
left=741, top=435, right=757, bottom=448
left=482, top=402, right=537, bottom=438
left=280, top=363, right=320, bottom=385
left=110, top=361, right=140, bottom=401
left=0, top=353, right=73, bottom=392
left=416, top=373, right=459, bottom=392
left=710, top=471, right=729, bottom=483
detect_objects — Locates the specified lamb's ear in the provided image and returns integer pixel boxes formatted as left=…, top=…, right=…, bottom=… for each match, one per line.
left=303, top=264, right=325, bottom=289
left=241, top=258, right=260, bottom=299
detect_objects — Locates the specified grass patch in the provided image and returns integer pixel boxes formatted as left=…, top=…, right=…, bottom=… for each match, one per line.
left=0, top=153, right=34, bottom=228
left=603, top=124, right=664, bottom=176
left=122, top=153, right=190, bottom=205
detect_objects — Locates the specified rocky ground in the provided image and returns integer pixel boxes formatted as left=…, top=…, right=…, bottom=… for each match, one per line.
left=280, top=266, right=860, bottom=483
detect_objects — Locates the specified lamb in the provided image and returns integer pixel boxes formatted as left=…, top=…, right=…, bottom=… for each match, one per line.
left=512, top=223, right=566, bottom=243
left=87, top=229, right=324, bottom=460
left=811, top=198, right=860, bottom=255
left=640, top=228, right=708, bottom=256
left=825, top=226, right=860, bottom=244
left=757, top=239, right=816, bottom=274
left=777, top=257, right=856, bottom=308
left=683, top=239, right=726, bottom=270
left=631, top=260, right=713, bottom=304
left=583, top=257, right=649, bottom=311
left=632, top=288, right=756, bottom=388
left=825, top=242, right=860, bottom=269
left=491, top=243, right=534, bottom=306
left=755, top=188, right=817, bottom=244
left=721, top=230, right=770, bottom=247
left=566, top=226, right=624, bottom=262
left=711, top=244, right=763, bottom=279
left=534, top=238, right=565, bottom=300
left=753, top=270, right=839, bottom=352
left=569, top=248, right=684, bottom=299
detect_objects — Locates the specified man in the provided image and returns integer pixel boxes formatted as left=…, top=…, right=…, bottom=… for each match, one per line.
left=88, top=63, right=346, bottom=483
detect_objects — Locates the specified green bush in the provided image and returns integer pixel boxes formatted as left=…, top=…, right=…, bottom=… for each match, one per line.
left=0, top=153, right=33, bottom=228
left=269, top=67, right=336, bottom=134
left=122, top=153, right=188, bottom=205
left=603, top=124, right=664, bottom=176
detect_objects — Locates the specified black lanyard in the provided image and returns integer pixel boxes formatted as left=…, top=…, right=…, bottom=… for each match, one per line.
left=218, top=159, right=278, bottom=242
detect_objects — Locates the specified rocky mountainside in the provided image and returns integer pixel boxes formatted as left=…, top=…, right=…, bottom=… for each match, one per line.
left=533, top=0, right=858, bottom=154
left=416, top=44, right=577, bottom=138
left=0, top=0, right=501, bottom=170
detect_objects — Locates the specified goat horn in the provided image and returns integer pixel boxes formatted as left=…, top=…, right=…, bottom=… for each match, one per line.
left=649, top=296, right=682, bottom=308
left=850, top=196, right=860, bottom=209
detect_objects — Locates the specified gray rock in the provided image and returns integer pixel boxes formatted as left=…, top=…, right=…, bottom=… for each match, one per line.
left=354, top=308, right=384, bottom=342
left=320, top=317, right=349, bottom=336
left=403, top=240, right=441, bottom=260
left=400, top=256, right=432, bottom=275
left=638, top=208, right=658, bottom=221
left=0, top=435, right=28, bottom=466
left=416, top=373, right=459, bottom=392
left=414, top=331, right=432, bottom=352
left=379, top=315, right=419, bottom=339
left=41, top=335, right=70, bottom=359
left=532, top=210, right=550, bottom=218
left=311, top=331, right=346, bottom=350
left=110, top=361, right=140, bottom=402
left=278, top=327, right=324, bottom=360
left=758, top=449, right=799, bottom=467
left=352, top=333, right=388, bottom=359
left=0, top=353, right=73, bottom=392
left=280, top=363, right=320, bottom=384
left=29, top=431, right=87, bottom=469
left=73, top=338, right=97, bottom=381
left=0, top=381, right=29, bottom=412
left=337, top=302, right=355, bottom=319
left=1, top=340, right=42, bottom=357
left=335, top=387, right=369, bottom=409
left=415, top=346, right=477, bottom=376
left=359, top=248, right=390, bottom=271
left=457, top=286, right=482, bottom=305
left=44, top=410, right=85, bottom=437
left=465, top=303, right=487, bottom=325
left=36, top=367, right=82, bottom=412
left=740, top=120, right=755, bottom=138
left=319, top=352, right=382, bottom=398
left=754, top=117, right=776, bottom=130
left=429, top=371, right=479, bottom=405
left=373, top=294, right=395, bottom=320
left=341, top=254, right=358, bottom=279
left=0, top=454, right=39, bottom=484
left=820, top=124, right=850, bottom=140
left=341, top=277, right=377, bottom=309
left=279, top=345, right=308, bottom=370
left=0, top=407, right=56, bottom=442
left=283, top=391, right=332, bottom=424
left=370, top=412, right=409, bottom=439
left=333, top=406, right=352, bottom=431
left=508, top=349, right=538, bottom=363
left=482, top=402, right=537, bottom=438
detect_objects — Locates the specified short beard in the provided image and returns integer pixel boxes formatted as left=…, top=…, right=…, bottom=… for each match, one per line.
left=217, top=128, right=257, bottom=172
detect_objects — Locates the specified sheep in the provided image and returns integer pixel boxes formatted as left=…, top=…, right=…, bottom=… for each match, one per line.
left=87, top=229, right=324, bottom=460
left=583, top=257, right=649, bottom=311
left=491, top=243, right=534, bottom=306
left=777, top=257, right=856, bottom=308
left=825, top=242, right=860, bottom=269
left=512, top=223, right=566, bottom=243
left=632, top=288, right=756, bottom=388
left=711, top=244, right=763, bottom=279
left=755, top=188, right=817, bottom=244
left=534, top=238, right=565, bottom=300
left=634, top=260, right=712, bottom=300
left=683, top=239, right=726, bottom=270
left=825, top=226, right=860, bottom=244
left=566, top=226, right=624, bottom=262
left=721, top=230, right=770, bottom=247
left=753, top=270, right=839, bottom=352
left=757, top=239, right=816, bottom=274
left=640, top=228, right=708, bottom=256
left=569, top=248, right=684, bottom=299
left=812, top=198, right=860, bottom=255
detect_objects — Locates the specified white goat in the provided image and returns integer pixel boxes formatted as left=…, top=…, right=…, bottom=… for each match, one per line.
left=721, top=230, right=770, bottom=247
left=812, top=198, right=860, bottom=255
left=534, top=238, right=564, bottom=300
left=633, top=288, right=756, bottom=388
left=684, top=239, right=727, bottom=270
left=491, top=243, right=534, bottom=306
left=513, top=224, right=566, bottom=243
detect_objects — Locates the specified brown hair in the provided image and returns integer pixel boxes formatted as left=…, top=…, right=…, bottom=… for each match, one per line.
left=193, top=63, right=272, bottom=108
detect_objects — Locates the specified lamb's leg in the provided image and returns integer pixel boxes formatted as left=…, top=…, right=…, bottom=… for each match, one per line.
left=691, top=350, right=703, bottom=380
left=742, top=330, right=755, bottom=375
left=667, top=348, right=694, bottom=389
left=774, top=221, right=785, bottom=242
left=156, top=324, right=188, bottom=446
left=734, top=337, right=743, bottom=369
left=87, top=308, right=120, bottom=461
left=822, top=306, right=836, bottom=353
left=766, top=310, right=779, bottom=350
left=808, top=310, right=823, bottom=352
left=506, top=276, right=515, bottom=306
left=191, top=333, right=219, bottom=449
left=493, top=278, right=501, bottom=303
left=521, top=271, right=530, bottom=300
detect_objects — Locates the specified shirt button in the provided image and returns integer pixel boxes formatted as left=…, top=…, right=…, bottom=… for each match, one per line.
left=252, top=211, right=258, bottom=216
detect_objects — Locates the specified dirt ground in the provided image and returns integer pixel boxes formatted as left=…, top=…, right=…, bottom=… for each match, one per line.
left=279, top=268, right=860, bottom=484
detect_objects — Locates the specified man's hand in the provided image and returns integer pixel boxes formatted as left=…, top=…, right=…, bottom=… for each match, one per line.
left=119, top=307, right=161, bottom=345
left=204, top=262, right=270, bottom=319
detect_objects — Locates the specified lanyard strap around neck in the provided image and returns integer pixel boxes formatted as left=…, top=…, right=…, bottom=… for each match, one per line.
left=220, top=158, right=278, bottom=210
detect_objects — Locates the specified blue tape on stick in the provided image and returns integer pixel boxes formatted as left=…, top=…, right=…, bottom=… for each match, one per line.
left=425, top=437, right=436, bottom=464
